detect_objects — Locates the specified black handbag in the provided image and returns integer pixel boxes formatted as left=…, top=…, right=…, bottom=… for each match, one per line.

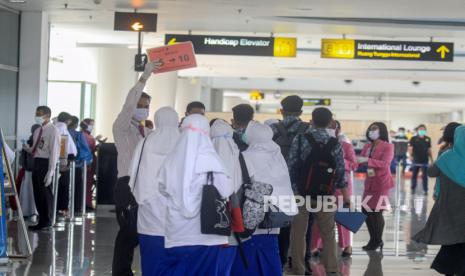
left=20, top=150, right=35, bottom=171
left=114, top=137, right=148, bottom=229
left=259, top=205, right=293, bottom=229
left=200, top=172, right=231, bottom=236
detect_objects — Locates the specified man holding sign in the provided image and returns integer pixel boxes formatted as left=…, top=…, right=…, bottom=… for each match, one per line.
left=112, top=60, right=161, bottom=276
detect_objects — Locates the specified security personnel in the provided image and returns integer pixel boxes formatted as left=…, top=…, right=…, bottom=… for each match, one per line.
left=409, top=124, right=433, bottom=195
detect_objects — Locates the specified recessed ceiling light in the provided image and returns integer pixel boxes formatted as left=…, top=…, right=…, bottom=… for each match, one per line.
left=8, top=0, right=27, bottom=3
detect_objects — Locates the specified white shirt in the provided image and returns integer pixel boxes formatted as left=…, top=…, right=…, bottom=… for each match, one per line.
left=54, top=122, right=77, bottom=157
left=32, top=122, right=60, bottom=176
left=162, top=172, right=231, bottom=248
left=112, top=81, right=149, bottom=178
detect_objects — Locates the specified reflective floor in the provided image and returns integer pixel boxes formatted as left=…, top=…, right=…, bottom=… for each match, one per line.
left=2, top=175, right=442, bottom=275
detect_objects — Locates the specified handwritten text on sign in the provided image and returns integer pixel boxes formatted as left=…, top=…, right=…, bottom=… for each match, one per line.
left=146, top=42, right=197, bottom=74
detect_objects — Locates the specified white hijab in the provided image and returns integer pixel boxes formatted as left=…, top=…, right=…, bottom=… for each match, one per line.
left=128, top=107, right=180, bottom=204
left=242, top=121, right=297, bottom=216
left=211, top=119, right=242, bottom=192
left=159, top=114, right=228, bottom=217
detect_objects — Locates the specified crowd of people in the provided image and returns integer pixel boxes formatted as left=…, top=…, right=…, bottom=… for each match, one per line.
left=13, top=60, right=464, bottom=276
left=17, top=107, right=101, bottom=230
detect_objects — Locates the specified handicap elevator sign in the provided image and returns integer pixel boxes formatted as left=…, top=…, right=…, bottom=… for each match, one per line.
left=321, top=39, right=454, bottom=62
left=165, top=34, right=297, bottom=57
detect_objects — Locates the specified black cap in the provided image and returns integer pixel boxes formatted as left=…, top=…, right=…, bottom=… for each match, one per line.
left=281, top=95, right=303, bottom=113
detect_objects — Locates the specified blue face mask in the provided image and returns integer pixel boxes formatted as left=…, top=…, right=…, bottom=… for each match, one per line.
left=241, top=133, right=248, bottom=144
left=418, top=130, right=427, bottom=136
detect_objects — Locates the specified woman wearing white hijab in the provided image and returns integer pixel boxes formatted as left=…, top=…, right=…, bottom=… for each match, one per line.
left=156, top=114, right=234, bottom=276
left=128, top=106, right=180, bottom=275
left=231, top=121, right=297, bottom=276
left=210, top=119, right=242, bottom=275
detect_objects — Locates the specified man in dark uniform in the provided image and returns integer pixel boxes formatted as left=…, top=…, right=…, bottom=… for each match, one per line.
left=409, top=124, right=433, bottom=195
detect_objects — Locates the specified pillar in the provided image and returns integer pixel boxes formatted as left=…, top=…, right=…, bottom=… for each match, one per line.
left=175, top=77, right=202, bottom=116
left=145, top=71, right=178, bottom=114
left=210, top=89, right=224, bottom=112
left=16, top=11, right=50, bottom=143
left=95, top=48, right=138, bottom=141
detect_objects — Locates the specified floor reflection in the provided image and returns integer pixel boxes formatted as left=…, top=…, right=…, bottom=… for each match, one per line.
left=2, top=175, right=442, bottom=276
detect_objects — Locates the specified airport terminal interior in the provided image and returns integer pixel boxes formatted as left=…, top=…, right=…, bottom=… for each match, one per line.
left=1, top=0, right=465, bottom=275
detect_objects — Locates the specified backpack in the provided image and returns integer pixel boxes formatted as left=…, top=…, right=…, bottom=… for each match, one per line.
left=273, top=121, right=309, bottom=161
left=236, top=153, right=273, bottom=239
left=297, top=133, right=338, bottom=198
left=73, top=131, right=93, bottom=166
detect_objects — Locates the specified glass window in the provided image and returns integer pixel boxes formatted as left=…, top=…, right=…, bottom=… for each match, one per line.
left=0, top=69, right=18, bottom=137
left=47, top=82, right=82, bottom=119
left=47, top=81, right=96, bottom=120
left=0, top=9, right=19, bottom=67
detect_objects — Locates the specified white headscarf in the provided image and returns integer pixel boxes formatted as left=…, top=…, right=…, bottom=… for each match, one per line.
left=242, top=121, right=297, bottom=216
left=128, top=107, right=180, bottom=204
left=159, top=114, right=228, bottom=217
left=211, top=119, right=242, bottom=192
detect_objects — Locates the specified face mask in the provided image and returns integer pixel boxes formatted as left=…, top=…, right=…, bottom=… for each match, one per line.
left=418, top=130, right=426, bottom=136
left=87, top=125, right=94, bottom=133
left=133, top=108, right=149, bottom=121
left=369, top=130, right=380, bottom=141
left=35, top=116, right=45, bottom=125
left=241, top=133, right=248, bottom=144
left=326, top=128, right=337, bottom=138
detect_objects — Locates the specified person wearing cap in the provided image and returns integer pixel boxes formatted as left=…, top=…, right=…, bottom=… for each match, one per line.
left=269, top=95, right=310, bottom=268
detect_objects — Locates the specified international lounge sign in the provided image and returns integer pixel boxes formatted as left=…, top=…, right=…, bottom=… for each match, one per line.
left=165, top=34, right=297, bottom=57
left=321, top=39, right=454, bottom=62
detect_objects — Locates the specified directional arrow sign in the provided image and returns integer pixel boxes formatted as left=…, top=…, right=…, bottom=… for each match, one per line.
left=131, top=22, right=144, bottom=31
left=436, top=45, right=450, bottom=59
left=322, top=39, right=454, bottom=62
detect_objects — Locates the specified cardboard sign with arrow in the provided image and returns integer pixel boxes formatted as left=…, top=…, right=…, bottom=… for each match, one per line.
left=146, top=42, right=197, bottom=74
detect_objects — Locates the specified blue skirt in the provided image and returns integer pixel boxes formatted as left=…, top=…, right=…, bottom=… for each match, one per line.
left=231, top=234, right=281, bottom=276
left=139, top=234, right=165, bottom=275
left=155, top=244, right=232, bottom=276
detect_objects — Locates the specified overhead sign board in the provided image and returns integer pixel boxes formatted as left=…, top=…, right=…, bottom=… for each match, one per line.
left=114, top=12, right=158, bottom=32
left=303, top=98, right=331, bottom=107
left=146, top=42, right=197, bottom=74
left=165, top=34, right=297, bottom=57
left=321, top=39, right=453, bottom=62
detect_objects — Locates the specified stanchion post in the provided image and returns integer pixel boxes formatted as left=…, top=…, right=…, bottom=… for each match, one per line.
left=81, top=160, right=87, bottom=217
left=69, top=161, right=76, bottom=221
left=52, top=163, right=60, bottom=226
left=395, top=162, right=402, bottom=208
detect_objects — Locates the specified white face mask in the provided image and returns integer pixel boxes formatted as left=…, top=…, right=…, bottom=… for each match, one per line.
left=369, top=130, right=380, bottom=141
left=87, top=125, right=94, bottom=133
left=35, top=116, right=45, bottom=125
left=133, top=108, right=149, bottom=122
left=326, top=128, right=337, bottom=138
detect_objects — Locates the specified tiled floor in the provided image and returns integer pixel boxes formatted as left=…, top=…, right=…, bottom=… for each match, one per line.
left=2, top=175, right=444, bottom=275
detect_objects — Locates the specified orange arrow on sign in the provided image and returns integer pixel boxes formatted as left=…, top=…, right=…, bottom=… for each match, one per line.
left=131, top=22, right=144, bottom=31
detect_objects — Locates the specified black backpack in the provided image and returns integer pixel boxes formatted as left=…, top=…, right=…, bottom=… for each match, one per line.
left=274, top=121, right=309, bottom=161
left=297, top=133, right=338, bottom=198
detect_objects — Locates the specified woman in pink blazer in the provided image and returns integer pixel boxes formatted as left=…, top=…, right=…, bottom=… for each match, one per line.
left=359, top=122, right=394, bottom=252
left=311, top=121, right=359, bottom=257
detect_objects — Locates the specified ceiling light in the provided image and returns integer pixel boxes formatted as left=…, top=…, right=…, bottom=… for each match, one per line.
left=8, top=0, right=27, bottom=3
